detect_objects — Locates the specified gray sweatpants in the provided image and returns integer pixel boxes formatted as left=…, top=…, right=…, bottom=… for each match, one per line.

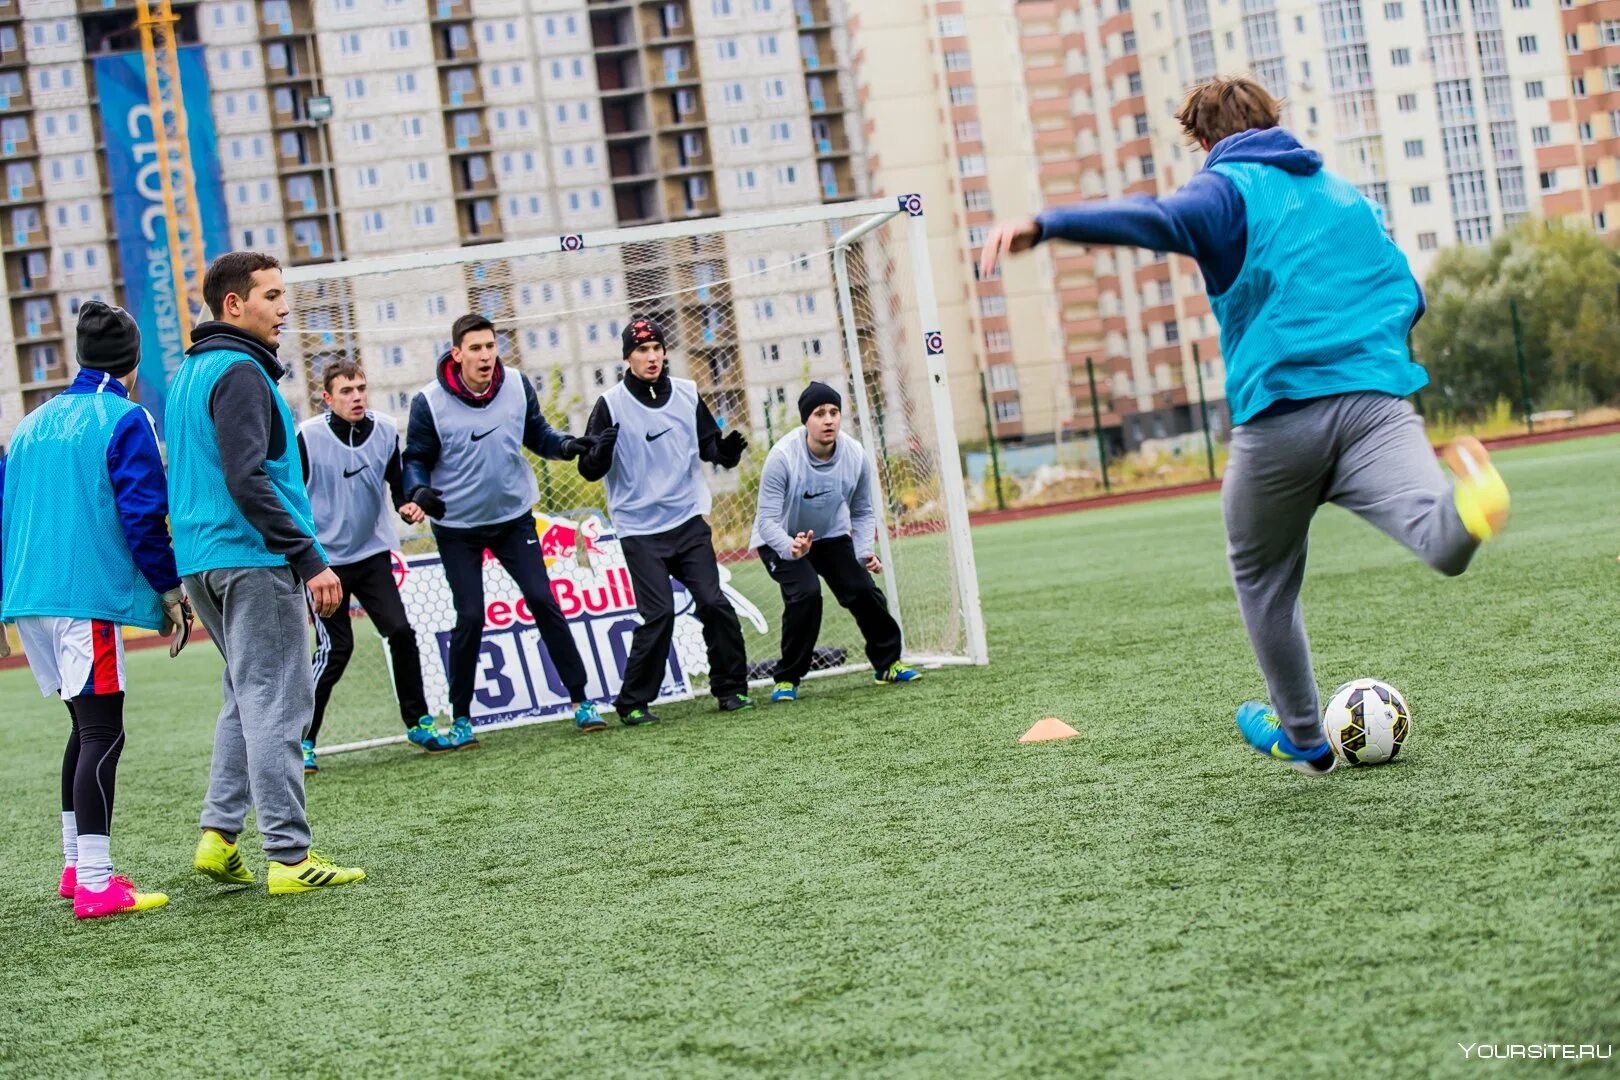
left=186, top=565, right=312, bottom=863
left=1222, top=393, right=1478, bottom=749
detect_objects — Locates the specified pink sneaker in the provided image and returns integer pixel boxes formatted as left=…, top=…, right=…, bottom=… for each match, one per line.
left=59, top=865, right=76, bottom=899
left=73, top=874, right=169, bottom=920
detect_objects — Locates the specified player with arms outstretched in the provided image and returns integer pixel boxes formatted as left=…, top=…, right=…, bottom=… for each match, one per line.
left=981, top=77, right=1510, bottom=775
left=298, top=359, right=453, bottom=772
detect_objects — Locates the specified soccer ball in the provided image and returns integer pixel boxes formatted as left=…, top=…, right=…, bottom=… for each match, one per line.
left=1322, top=679, right=1412, bottom=766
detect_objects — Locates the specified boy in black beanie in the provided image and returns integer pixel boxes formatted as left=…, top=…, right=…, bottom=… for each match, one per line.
left=576, top=317, right=753, bottom=724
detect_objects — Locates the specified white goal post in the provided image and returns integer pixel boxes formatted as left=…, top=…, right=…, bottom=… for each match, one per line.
left=281, top=196, right=986, bottom=753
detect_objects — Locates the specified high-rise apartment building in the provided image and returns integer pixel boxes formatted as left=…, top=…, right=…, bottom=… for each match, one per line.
left=850, top=0, right=1594, bottom=452
left=0, top=0, right=865, bottom=445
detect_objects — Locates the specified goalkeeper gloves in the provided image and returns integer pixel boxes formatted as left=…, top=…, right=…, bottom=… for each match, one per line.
left=160, top=588, right=193, bottom=658
left=716, top=429, right=748, bottom=468
left=410, top=486, right=448, bottom=520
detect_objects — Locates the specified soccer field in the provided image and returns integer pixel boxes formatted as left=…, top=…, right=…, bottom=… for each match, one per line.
left=3, top=435, right=1617, bottom=1079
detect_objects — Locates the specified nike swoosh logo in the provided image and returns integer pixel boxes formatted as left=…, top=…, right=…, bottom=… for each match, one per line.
left=645, top=428, right=672, bottom=442
left=802, top=491, right=829, bottom=500
left=1269, top=745, right=1294, bottom=760
left=342, top=466, right=368, bottom=478
left=470, top=428, right=499, bottom=442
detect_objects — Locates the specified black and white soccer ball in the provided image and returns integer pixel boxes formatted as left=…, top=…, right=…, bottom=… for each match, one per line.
left=1323, top=679, right=1412, bottom=766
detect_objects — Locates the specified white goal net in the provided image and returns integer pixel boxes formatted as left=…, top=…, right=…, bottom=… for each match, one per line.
left=280, top=197, right=986, bottom=751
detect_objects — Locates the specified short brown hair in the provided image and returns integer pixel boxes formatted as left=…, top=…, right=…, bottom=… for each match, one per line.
left=1175, top=76, right=1281, bottom=149
left=452, top=313, right=495, bottom=347
left=203, top=251, right=281, bottom=320
left=322, top=357, right=365, bottom=394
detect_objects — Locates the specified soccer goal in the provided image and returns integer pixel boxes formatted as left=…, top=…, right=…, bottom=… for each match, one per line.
left=280, top=196, right=987, bottom=753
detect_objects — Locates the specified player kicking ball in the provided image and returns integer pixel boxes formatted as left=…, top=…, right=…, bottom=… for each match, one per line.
left=577, top=318, right=754, bottom=725
left=981, top=76, right=1509, bottom=776
left=298, top=359, right=454, bottom=772
left=0, top=302, right=191, bottom=919
left=403, top=314, right=606, bottom=742
left=749, top=382, right=920, bottom=702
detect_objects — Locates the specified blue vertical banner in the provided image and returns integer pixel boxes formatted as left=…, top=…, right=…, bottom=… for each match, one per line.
left=93, top=47, right=231, bottom=435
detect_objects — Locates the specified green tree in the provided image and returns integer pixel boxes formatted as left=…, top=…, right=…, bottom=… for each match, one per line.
left=1414, top=220, right=1620, bottom=418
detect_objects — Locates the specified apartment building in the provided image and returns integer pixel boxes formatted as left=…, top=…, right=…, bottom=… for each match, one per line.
left=0, top=0, right=865, bottom=447
left=850, top=0, right=1592, bottom=452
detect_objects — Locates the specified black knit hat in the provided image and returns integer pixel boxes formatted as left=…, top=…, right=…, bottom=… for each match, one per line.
left=622, top=316, right=666, bottom=359
left=75, top=301, right=141, bottom=378
left=798, top=381, right=841, bottom=424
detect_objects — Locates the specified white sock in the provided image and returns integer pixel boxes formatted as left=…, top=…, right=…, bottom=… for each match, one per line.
left=62, top=811, right=78, bottom=867
left=77, top=834, right=112, bottom=893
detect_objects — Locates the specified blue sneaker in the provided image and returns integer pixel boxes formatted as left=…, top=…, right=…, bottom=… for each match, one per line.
left=301, top=739, right=318, bottom=775
left=874, top=662, right=922, bottom=684
left=771, top=681, right=797, bottom=703
left=406, top=718, right=455, bottom=754
left=448, top=716, right=480, bottom=750
left=1235, top=701, right=1336, bottom=776
left=574, top=701, right=608, bottom=732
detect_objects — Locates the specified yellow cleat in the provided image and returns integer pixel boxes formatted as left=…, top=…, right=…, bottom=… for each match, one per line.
left=194, top=829, right=254, bottom=885
left=1443, top=435, right=1510, bottom=542
left=267, top=851, right=366, bottom=896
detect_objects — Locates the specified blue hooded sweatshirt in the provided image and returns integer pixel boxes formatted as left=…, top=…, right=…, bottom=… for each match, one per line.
left=1035, top=128, right=1427, bottom=424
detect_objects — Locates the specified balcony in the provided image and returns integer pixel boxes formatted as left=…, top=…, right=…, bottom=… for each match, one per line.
left=3, top=162, right=41, bottom=204
left=458, top=197, right=503, bottom=243
left=4, top=250, right=48, bottom=293
left=428, top=0, right=471, bottom=21
left=281, top=176, right=331, bottom=219
left=656, top=130, right=709, bottom=172
left=601, top=97, right=649, bottom=137
left=3, top=208, right=47, bottom=251
left=613, top=183, right=659, bottom=227
left=816, top=159, right=855, bottom=203
left=259, top=0, right=313, bottom=39
left=652, top=88, right=704, bottom=128
left=435, top=24, right=478, bottom=65
left=651, top=47, right=698, bottom=88
left=287, top=218, right=334, bottom=265
left=794, top=0, right=831, bottom=29
left=441, top=66, right=484, bottom=107
left=0, top=71, right=25, bottom=112
left=589, top=9, right=636, bottom=50
left=595, top=53, right=643, bottom=95
left=444, top=110, right=489, bottom=152
left=639, top=2, right=694, bottom=43
left=797, top=28, right=832, bottom=71
left=0, top=27, right=22, bottom=69
left=610, top=141, right=655, bottom=182
left=451, top=153, right=497, bottom=195
left=12, top=296, right=61, bottom=342
left=263, top=39, right=316, bottom=85
left=803, top=75, right=842, bottom=114
left=810, top=115, right=849, bottom=157
left=663, top=173, right=716, bottom=218
left=275, top=130, right=330, bottom=172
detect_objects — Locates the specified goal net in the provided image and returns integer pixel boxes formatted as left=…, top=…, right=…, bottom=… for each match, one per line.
left=280, top=197, right=986, bottom=752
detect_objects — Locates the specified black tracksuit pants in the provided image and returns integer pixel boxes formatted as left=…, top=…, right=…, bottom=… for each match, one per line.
left=434, top=513, right=590, bottom=719
left=615, top=516, right=748, bottom=712
left=758, top=534, right=902, bottom=685
left=308, top=550, right=429, bottom=744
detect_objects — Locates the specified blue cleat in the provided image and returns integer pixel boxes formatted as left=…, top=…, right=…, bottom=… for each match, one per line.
left=406, top=718, right=456, bottom=754
left=302, top=739, right=318, bottom=775
left=448, top=716, right=480, bottom=750
left=574, top=701, right=608, bottom=732
left=1235, top=701, right=1336, bottom=776
left=771, top=681, right=797, bottom=703
left=874, top=662, right=922, bottom=684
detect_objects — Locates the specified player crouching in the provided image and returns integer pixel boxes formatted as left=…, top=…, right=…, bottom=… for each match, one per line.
left=749, top=382, right=919, bottom=702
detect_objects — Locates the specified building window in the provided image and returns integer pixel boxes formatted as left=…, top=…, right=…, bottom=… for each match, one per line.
left=944, top=50, right=971, bottom=71
left=1525, top=80, right=1544, bottom=99
left=958, top=154, right=986, bottom=177
left=1539, top=170, right=1557, bottom=190
left=949, top=85, right=976, bottom=106
left=1121, top=30, right=1136, bottom=53
left=1417, top=232, right=1438, bottom=250
left=1398, top=93, right=1418, bottom=112
left=1391, top=48, right=1411, bottom=65
left=1384, top=0, right=1402, bottom=15
left=1516, top=35, right=1537, bottom=53
left=1403, top=139, right=1424, bottom=158
left=1411, top=185, right=1431, bottom=204
left=993, top=399, right=1022, bottom=422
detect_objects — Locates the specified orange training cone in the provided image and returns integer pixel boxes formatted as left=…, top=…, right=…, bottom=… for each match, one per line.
left=1020, top=717, right=1079, bottom=743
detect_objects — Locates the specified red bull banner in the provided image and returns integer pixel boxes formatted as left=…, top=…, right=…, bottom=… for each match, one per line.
left=391, top=513, right=765, bottom=724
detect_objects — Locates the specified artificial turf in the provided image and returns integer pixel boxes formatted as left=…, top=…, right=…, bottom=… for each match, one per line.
left=2, top=435, right=1616, bottom=1078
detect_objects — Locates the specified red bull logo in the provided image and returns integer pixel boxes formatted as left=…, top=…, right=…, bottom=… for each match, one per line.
left=537, top=517, right=608, bottom=560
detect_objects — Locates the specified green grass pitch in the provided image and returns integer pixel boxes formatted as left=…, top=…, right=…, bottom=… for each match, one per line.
left=2, top=436, right=1617, bottom=1078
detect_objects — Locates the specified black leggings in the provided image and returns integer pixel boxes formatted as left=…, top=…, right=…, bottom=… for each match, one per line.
left=61, top=692, right=126, bottom=836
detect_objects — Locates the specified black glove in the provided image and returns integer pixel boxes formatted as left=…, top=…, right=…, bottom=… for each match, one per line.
left=593, top=423, right=620, bottom=458
left=410, top=485, right=447, bottom=520
left=560, top=437, right=589, bottom=461
left=717, top=429, right=748, bottom=468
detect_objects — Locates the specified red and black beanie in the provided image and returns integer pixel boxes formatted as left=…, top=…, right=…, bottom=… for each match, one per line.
left=622, top=317, right=666, bottom=359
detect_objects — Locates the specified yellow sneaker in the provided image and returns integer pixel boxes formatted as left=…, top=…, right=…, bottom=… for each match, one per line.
left=267, top=851, right=366, bottom=896
left=1443, top=435, right=1510, bottom=541
left=193, top=829, right=254, bottom=885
